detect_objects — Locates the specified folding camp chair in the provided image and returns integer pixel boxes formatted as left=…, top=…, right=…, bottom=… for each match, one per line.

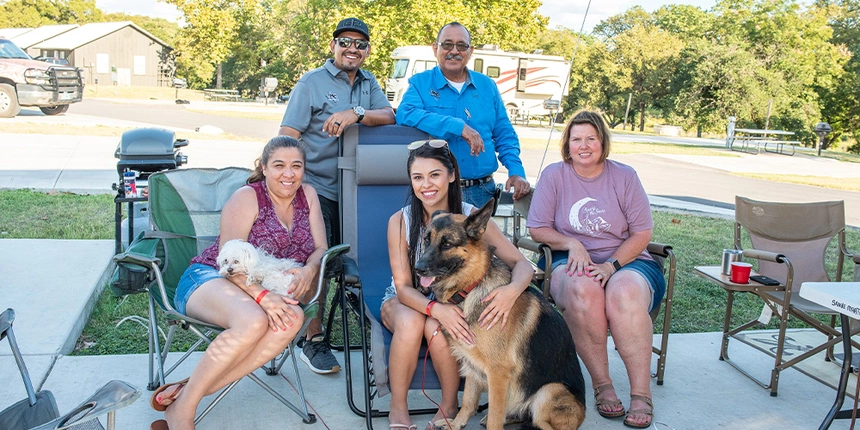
left=713, top=196, right=855, bottom=396
left=112, top=167, right=350, bottom=425
left=331, top=124, right=478, bottom=430
left=511, top=189, right=676, bottom=385
left=0, top=308, right=140, bottom=430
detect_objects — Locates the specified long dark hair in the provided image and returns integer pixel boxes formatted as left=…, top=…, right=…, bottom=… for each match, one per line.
left=405, top=144, right=463, bottom=285
left=247, top=136, right=307, bottom=184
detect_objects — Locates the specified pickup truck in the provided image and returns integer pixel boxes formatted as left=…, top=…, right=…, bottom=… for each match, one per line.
left=0, top=37, right=84, bottom=118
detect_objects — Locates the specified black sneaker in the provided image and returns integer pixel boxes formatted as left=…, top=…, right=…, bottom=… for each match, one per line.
left=300, top=335, right=341, bottom=374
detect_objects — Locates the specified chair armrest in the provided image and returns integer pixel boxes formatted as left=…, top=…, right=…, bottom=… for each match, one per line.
left=113, top=251, right=161, bottom=267
left=742, top=249, right=786, bottom=263
left=647, top=242, right=673, bottom=258
left=853, top=253, right=860, bottom=265
left=342, top=255, right=360, bottom=286
left=517, top=237, right=547, bottom=254
left=314, top=244, right=351, bottom=304
left=33, top=380, right=141, bottom=430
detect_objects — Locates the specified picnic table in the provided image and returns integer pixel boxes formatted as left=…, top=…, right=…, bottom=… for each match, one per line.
left=203, top=89, right=240, bottom=102
left=728, top=128, right=800, bottom=156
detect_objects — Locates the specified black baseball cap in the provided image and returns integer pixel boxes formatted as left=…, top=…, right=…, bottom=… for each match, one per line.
left=333, top=17, right=370, bottom=40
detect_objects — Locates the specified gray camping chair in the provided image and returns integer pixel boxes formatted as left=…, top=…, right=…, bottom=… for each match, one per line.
left=0, top=309, right=140, bottom=430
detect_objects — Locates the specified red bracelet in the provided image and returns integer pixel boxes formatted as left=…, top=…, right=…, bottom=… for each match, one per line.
left=425, top=300, right=437, bottom=317
left=255, top=289, right=270, bottom=304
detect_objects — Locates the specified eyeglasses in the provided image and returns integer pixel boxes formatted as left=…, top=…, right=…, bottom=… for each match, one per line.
left=437, top=41, right=471, bottom=52
left=334, top=37, right=370, bottom=50
left=407, top=139, right=448, bottom=150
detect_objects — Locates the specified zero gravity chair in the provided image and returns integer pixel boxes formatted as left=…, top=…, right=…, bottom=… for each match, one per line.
left=718, top=196, right=856, bottom=396
left=330, top=124, right=474, bottom=430
left=112, top=167, right=350, bottom=425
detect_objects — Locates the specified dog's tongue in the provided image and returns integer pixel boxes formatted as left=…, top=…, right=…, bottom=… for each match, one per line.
left=420, top=276, right=436, bottom=288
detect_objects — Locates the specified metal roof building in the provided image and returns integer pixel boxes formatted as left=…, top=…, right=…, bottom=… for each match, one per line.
left=32, top=21, right=174, bottom=87
left=8, top=24, right=78, bottom=53
left=0, top=28, right=34, bottom=40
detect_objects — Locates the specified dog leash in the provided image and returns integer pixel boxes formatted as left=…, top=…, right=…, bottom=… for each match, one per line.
left=421, top=323, right=453, bottom=430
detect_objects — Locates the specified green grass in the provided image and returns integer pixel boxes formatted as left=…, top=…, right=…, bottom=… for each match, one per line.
left=733, top=174, right=860, bottom=192
left=3, top=190, right=859, bottom=355
left=0, top=189, right=115, bottom=239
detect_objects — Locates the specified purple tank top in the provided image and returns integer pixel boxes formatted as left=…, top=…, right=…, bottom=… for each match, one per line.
left=192, top=181, right=316, bottom=268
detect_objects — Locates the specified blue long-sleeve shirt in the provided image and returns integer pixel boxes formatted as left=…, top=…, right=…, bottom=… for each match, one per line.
left=396, top=67, right=526, bottom=181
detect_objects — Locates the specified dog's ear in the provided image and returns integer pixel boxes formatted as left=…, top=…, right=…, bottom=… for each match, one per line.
left=464, top=199, right=494, bottom=241
left=430, top=209, right=449, bottom=219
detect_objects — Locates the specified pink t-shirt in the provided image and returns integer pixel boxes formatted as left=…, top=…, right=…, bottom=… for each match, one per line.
left=526, top=160, right=653, bottom=263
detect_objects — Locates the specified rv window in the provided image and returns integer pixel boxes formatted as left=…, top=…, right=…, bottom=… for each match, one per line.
left=487, top=66, right=500, bottom=78
left=473, top=59, right=484, bottom=74
left=389, top=59, right=409, bottom=79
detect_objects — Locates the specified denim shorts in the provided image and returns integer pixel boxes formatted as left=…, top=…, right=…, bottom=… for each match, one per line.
left=539, top=252, right=666, bottom=312
left=460, top=180, right=496, bottom=208
left=174, top=263, right=223, bottom=315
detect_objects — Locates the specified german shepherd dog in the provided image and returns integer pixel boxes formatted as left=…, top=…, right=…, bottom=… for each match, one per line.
left=415, top=201, right=586, bottom=430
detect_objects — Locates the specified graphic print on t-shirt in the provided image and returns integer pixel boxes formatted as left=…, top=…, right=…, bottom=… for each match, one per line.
left=569, top=197, right=611, bottom=237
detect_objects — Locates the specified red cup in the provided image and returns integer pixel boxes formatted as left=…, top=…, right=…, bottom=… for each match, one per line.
left=730, top=262, right=752, bottom=284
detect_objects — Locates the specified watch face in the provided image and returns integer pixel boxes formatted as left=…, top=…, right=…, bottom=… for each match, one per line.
left=353, top=106, right=365, bottom=115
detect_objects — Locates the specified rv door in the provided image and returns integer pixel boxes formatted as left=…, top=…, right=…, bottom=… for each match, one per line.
left=517, top=58, right=528, bottom=92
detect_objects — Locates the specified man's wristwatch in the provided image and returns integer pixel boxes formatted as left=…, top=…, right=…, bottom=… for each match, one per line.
left=606, top=257, right=622, bottom=272
left=353, top=105, right=365, bottom=123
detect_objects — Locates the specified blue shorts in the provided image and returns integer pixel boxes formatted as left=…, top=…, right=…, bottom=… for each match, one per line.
left=174, top=263, right=223, bottom=315
left=539, top=252, right=666, bottom=312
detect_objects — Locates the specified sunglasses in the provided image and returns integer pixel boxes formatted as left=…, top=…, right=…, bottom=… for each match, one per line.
left=437, top=41, right=471, bottom=52
left=334, top=37, right=370, bottom=50
left=407, top=139, right=448, bottom=150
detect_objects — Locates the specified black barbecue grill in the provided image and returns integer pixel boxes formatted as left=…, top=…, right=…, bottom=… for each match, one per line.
left=113, top=128, right=189, bottom=253
left=114, top=128, right=188, bottom=181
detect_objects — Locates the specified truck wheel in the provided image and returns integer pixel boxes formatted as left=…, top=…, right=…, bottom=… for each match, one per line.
left=39, top=104, right=69, bottom=115
left=0, top=84, right=21, bottom=118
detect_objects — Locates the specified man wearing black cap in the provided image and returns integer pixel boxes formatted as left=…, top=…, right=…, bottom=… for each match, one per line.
left=279, top=17, right=394, bottom=375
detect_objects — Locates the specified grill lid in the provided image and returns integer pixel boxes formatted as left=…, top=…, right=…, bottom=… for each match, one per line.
left=115, top=128, right=188, bottom=158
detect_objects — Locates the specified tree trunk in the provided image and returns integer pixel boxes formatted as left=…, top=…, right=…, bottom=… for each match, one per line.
left=216, top=63, right=223, bottom=89
left=697, top=125, right=702, bottom=138
left=638, top=100, right=645, bottom=132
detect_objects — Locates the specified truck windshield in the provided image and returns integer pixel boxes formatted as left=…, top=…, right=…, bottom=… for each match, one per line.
left=0, top=39, right=31, bottom=59
left=389, top=59, right=409, bottom=79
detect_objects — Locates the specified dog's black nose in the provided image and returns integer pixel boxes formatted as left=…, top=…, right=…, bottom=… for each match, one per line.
left=227, top=267, right=233, bottom=275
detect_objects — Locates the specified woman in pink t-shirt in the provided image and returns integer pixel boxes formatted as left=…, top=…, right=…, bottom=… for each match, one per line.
left=527, top=111, right=665, bottom=429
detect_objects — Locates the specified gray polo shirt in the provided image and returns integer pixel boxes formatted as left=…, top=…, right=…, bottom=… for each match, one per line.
left=281, top=59, right=391, bottom=201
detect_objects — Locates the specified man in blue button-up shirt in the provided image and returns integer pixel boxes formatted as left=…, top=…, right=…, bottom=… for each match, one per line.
left=396, top=22, right=530, bottom=207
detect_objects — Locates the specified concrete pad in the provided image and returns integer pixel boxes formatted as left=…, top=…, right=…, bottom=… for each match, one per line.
left=0, top=239, right=114, bottom=355
left=14, top=331, right=855, bottom=429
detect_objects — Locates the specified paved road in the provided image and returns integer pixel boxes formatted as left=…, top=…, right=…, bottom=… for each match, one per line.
left=64, top=98, right=283, bottom=139
left=10, top=98, right=860, bottom=226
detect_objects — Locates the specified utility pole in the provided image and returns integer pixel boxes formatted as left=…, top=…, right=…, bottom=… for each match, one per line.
left=623, top=93, right=632, bottom=130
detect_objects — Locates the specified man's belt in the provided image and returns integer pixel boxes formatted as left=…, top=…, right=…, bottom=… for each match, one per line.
left=460, top=175, right=493, bottom=188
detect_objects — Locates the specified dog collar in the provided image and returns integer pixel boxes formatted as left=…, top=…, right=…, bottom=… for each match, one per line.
left=448, top=278, right=482, bottom=305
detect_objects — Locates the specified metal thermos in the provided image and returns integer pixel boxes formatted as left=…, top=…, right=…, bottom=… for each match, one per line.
left=721, top=249, right=743, bottom=275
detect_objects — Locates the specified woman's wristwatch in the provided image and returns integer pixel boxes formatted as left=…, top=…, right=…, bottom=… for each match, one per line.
left=606, top=257, right=622, bottom=272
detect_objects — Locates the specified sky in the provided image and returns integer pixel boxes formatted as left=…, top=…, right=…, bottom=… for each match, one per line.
left=96, top=0, right=718, bottom=34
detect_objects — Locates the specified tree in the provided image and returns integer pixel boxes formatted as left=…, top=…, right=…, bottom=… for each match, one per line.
left=164, top=0, right=256, bottom=88
left=0, top=0, right=102, bottom=27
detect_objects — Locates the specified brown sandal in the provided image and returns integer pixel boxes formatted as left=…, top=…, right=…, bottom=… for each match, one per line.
left=623, top=395, right=653, bottom=428
left=593, top=383, right=625, bottom=418
left=149, top=378, right=189, bottom=412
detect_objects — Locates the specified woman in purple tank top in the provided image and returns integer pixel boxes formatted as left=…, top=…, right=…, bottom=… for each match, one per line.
left=149, top=136, right=328, bottom=430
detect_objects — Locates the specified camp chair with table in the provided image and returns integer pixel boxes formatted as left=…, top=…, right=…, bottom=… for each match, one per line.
left=112, top=167, right=351, bottom=425
left=694, top=196, right=855, bottom=397
left=510, top=188, right=677, bottom=385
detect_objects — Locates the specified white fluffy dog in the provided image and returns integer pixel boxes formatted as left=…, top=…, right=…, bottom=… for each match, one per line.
left=216, top=239, right=303, bottom=298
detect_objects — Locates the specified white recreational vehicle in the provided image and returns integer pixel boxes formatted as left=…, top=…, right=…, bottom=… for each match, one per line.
left=386, top=44, right=570, bottom=119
